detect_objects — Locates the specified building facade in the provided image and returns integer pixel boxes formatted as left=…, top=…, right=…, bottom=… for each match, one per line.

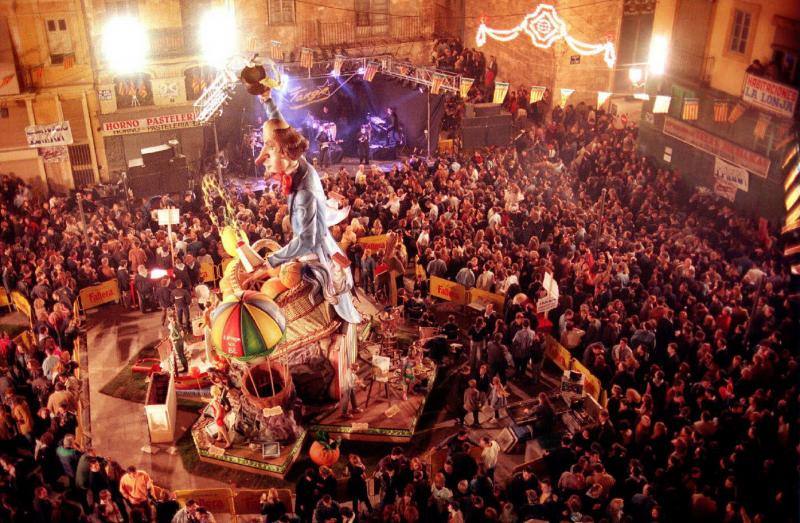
left=635, top=0, right=799, bottom=221
left=0, top=0, right=449, bottom=194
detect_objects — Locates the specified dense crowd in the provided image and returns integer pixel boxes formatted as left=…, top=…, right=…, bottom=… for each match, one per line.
left=0, top=73, right=797, bottom=522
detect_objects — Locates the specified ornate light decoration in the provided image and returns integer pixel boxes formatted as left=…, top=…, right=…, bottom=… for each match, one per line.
left=476, top=4, right=617, bottom=68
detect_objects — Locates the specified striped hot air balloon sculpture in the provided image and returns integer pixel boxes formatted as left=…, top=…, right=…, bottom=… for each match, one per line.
left=210, top=291, right=286, bottom=362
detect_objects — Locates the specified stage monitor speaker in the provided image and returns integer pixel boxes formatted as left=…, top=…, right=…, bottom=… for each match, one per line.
left=370, top=145, right=397, bottom=161
left=128, top=157, right=189, bottom=199
left=461, top=113, right=513, bottom=148
left=466, top=102, right=502, bottom=118
left=141, top=143, right=173, bottom=169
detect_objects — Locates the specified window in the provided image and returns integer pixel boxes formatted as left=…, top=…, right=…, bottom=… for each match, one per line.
left=105, top=0, right=138, bottom=16
left=45, top=18, right=73, bottom=64
left=729, top=9, right=751, bottom=54
left=269, top=0, right=295, bottom=25
left=355, top=0, right=388, bottom=27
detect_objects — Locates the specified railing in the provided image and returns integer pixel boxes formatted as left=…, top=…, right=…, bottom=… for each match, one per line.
left=149, top=27, right=196, bottom=58
left=300, top=12, right=435, bottom=48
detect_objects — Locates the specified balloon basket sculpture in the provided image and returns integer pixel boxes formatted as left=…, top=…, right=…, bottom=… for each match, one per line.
left=190, top=58, right=438, bottom=477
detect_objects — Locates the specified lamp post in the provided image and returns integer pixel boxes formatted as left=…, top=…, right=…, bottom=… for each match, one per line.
left=75, top=192, right=89, bottom=245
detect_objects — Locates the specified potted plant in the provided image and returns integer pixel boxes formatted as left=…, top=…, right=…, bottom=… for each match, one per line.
left=309, top=430, right=341, bottom=466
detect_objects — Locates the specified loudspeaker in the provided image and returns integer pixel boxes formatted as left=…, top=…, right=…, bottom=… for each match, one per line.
left=141, top=144, right=173, bottom=169
left=465, top=102, right=502, bottom=118
left=128, top=156, right=189, bottom=199
left=497, top=423, right=534, bottom=453
left=461, top=113, right=513, bottom=148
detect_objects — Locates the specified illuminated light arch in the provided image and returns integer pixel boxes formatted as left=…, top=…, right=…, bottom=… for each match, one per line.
left=476, top=4, right=617, bottom=68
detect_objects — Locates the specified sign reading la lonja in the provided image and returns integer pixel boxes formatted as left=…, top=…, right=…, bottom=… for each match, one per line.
left=101, top=111, right=200, bottom=136
left=662, top=117, right=770, bottom=178
left=742, top=73, right=798, bottom=118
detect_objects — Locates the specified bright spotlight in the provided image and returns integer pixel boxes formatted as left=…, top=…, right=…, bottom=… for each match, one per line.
left=102, top=16, right=148, bottom=74
left=628, top=67, right=643, bottom=85
left=648, top=36, right=668, bottom=75
left=200, top=7, right=237, bottom=68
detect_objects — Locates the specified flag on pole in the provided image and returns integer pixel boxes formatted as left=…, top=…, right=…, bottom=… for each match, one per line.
left=728, top=102, right=746, bottom=124
left=493, top=82, right=509, bottom=104
left=363, top=62, right=379, bottom=82
left=530, top=86, right=547, bottom=104
left=270, top=41, right=282, bottom=61
left=31, top=64, right=44, bottom=81
left=300, top=48, right=314, bottom=69
left=682, top=98, right=699, bottom=120
left=333, top=55, right=345, bottom=76
left=596, top=91, right=611, bottom=108
left=459, top=77, right=474, bottom=98
left=713, top=100, right=729, bottom=122
left=753, top=112, right=771, bottom=140
left=559, top=88, right=575, bottom=107
left=63, top=53, right=75, bottom=70
left=431, top=74, right=445, bottom=95
left=653, top=95, right=671, bottom=113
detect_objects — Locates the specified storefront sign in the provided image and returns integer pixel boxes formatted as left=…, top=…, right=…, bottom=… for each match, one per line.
left=430, top=276, right=466, bottom=304
left=663, top=116, right=770, bottom=178
left=714, top=157, right=749, bottom=192
left=357, top=234, right=389, bottom=252
left=25, top=121, right=73, bottom=147
left=742, top=73, right=798, bottom=118
left=101, top=111, right=200, bottom=136
left=79, top=280, right=120, bottom=310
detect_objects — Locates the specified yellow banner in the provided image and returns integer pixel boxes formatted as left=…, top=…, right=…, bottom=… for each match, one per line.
left=544, top=335, right=571, bottom=370
left=571, top=359, right=602, bottom=400
left=468, top=288, right=505, bottom=312
left=174, top=488, right=234, bottom=515
left=415, top=264, right=427, bottom=280
left=0, top=288, right=9, bottom=307
left=199, top=262, right=216, bottom=283
left=430, top=276, right=466, bottom=304
left=10, top=291, right=32, bottom=324
left=78, top=280, right=120, bottom=310
left=357, top=234, right=389, bottom=252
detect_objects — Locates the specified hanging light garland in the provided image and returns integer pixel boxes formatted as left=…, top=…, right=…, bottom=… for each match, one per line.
left=476, top=4, right=617, bottom=68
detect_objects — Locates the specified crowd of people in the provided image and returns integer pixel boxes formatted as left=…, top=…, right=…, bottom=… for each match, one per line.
left=0, top=50, right=797, bottom=521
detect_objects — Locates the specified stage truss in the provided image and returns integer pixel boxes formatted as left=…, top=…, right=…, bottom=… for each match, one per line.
left=193, top=54, right=461, bottom=123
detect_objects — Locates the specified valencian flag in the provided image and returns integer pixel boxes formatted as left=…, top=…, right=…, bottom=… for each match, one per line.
left=493, top=81, right=509, bottom=104
left=210, top=291, right=286, bottom=361
left=753, top=112, right=771, bottom=140
left=559, top=88, right=575, bottom=107
left=713, top=100, right=729, bottom=122
left=459, top=77, right=474, bottom=98
left=300, top=48, right=314, bottom=69
left=63, top=53, right=75, bottom=69
left=653, top=95, right=671, bottom=114
left=270, top=41, right=282, bottom=61
left=431, top=74, right=445, bottom=95
left=596, top=91, right=611, bottom=108
left=530, top=86, right=547, bottom=104
left=682, top=98, right=699, bottom=120
left=364, top=61, right=379, bottom=82
left=728, top=102, right=746, bottom=124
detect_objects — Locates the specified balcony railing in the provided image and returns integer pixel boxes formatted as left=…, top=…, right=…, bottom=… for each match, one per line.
left=149, top=27, right=197, bottom=59
left=300, top=12, right=435, bottom=48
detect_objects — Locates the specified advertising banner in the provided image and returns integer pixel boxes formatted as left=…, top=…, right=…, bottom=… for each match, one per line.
left=742, top=73, right=798, bottom=118
left=468, top=288, right=505, bottom=312
left=10, top=291, right=32, bottom=325
left=25, top=121, right=74, bottom=147
left=357, top=234, right=389, bottom=252
left=199, top=262, right=216, bottom=283
left=714, top=157, right=749, bottom=192
left=430, top=276, right=466, bottom=304
left=663, top=116, right=770, bottom=177
left=544, top=336, right=571, bottom=370
left=79, top=280, right=120, bottom=310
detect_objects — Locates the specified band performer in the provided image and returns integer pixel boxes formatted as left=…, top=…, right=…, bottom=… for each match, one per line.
left=356, top=124, right=370, bottom=164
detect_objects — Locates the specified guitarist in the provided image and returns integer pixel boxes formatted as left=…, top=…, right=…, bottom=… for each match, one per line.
left=356, top=124, right=370, bottom=165
left=316, top=125, right=335, bottom=167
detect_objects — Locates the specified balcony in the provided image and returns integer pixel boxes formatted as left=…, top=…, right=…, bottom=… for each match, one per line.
left=299, top=12, right=435, bottom=49
left=669, top=48, right=715, bottom=86
left=149, top=27, right=197, bottom=59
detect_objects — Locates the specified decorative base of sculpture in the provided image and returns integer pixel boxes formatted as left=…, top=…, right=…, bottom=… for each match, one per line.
left=191, top=420, right=306, bottom=478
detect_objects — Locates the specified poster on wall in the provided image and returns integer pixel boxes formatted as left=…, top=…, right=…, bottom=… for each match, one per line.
left=713, top=157, right=749, bottom=192
left=25, top=121, right=73, bottom=147
left=39, top=146, right=68, bottom=163
left=152, top=78, right=186, bottom=105
left=742, top=73, right=798, bottom=118
left=713, top=180, right=737, bottom=202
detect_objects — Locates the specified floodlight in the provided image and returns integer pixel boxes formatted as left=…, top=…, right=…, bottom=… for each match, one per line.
left=200, top=7, right=237, bottom=68
left=648, top=36, right=668, bottom=75
left=102, top=16, right=148, bottom=74
left=628, top=67, right=643, bottom=85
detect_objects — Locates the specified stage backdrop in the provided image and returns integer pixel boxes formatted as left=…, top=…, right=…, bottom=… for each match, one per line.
left=219, top=74, right=445, bottom=156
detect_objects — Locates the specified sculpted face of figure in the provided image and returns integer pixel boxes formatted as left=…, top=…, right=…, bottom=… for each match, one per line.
left=257, top=121, right=298, bottom=177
